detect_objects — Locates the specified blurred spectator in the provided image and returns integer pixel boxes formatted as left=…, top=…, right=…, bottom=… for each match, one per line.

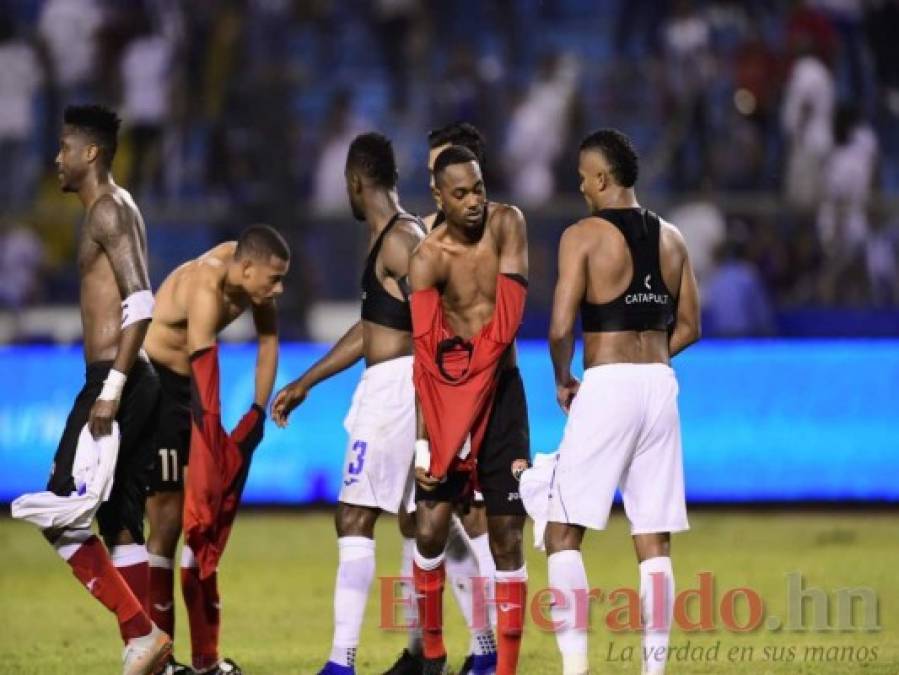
left=0, top=220, right=44, bottom=310
left=0, top=15, right=43, bottom=211
left=373, top=0, right=419, bottom=113
left=120, top=18, right=174, bottom=198
left=311, top=91, right=367, bottom=214
left=703, top=231, right=776, bottom=336
left=503, top=53, right=580, bottom=207
left=38, top=0, right=104, bottom=100
left=816, top=104, right=878, bottom=302
left=669, top=190, right=727, bottom=291
left=781, top=49, right=835, bottom=212
left=866, top=205, right=899, bottom=306
left=660, top=0, right=714, bottom=191
left=431, top=45, right=497, bottom=137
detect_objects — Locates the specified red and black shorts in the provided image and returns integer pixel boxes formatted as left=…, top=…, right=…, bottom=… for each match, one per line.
left=46, top=359, right=160, bottom=546
left=415, top=367, right=530, bottom=517
left=147, top=360, right=192, bottom=493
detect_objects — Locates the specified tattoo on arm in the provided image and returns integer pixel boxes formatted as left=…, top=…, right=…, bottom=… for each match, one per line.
left=90, top=196, right=150, bottom=298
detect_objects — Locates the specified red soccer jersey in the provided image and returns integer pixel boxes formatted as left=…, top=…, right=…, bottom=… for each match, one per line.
left=411, top=273, right=527, bottom=478
left=183, top=345, right=264, bottom=579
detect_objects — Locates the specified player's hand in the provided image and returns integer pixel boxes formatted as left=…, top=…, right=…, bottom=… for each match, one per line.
left=415, top=466, right=442, bottom=491
left=556, top=376, right=580, bottom=414
left=270, top=381, right=308, bottom=428
left=88, top=397, right=118, bottom=439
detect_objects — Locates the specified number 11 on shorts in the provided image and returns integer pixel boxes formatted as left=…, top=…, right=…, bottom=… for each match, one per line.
left=158, top=448, right=178, bottom=482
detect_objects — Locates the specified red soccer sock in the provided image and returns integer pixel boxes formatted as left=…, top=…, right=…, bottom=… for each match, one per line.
left=495, top=575, right=527, bottom=675
left=65, top=535, right=152, bottom=642
left=148, top=555, right=175, bottom=637
left=413, top=559, right=446, bottom=660
left=181, top=563, right=220, bottom=671
left=111, top=544, right=149, bottom=613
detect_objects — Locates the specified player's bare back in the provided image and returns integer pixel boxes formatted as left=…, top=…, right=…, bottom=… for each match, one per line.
left=144, top=242, right=249, bottom=374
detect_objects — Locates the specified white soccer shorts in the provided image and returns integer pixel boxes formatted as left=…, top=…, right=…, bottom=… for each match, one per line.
left=339, top=356, right=416, bottom=514
left=547, top=363, right=689, bottom=534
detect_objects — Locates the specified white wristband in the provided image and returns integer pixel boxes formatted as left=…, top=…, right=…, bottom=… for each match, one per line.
left=98, top=368, right=127, bottom=402
left=121, top=289, right=155, bottom=329
left=414, top=439, right=431, bottom=472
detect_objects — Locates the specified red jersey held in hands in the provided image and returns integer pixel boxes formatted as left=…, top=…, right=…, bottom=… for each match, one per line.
left=411, top=273, right=527, bottom=479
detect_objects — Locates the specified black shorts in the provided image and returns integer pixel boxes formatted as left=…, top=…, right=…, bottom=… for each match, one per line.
left=147, top=360, right=191, bottom=492
left=46, top=359, right=160, bottom=546
left=416, top=367, right=530, bottom=516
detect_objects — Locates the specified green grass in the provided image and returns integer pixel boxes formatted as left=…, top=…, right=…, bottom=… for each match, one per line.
left=1, top=511, right=897, bottom=674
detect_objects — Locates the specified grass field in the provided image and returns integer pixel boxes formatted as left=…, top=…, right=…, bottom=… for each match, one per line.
left=1, top=510, right=897, bottom=674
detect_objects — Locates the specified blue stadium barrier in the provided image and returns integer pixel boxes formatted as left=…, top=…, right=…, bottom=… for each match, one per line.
left=1, top=340, right=897, bottom=505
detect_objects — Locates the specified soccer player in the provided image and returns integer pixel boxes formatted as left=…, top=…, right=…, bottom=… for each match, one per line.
left=271, top=133, right=427, bottom=675
left=543, top=129, right=700, bottom=675
left=45, top=104, right=170, bottom=674
left=143, top=225, right=289, bottom=674
left=418, top=122, right=501, bottom=675
left=410, top=146, right=530, bottom=675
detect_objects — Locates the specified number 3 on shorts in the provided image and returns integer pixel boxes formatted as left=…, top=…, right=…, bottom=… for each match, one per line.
left=347, top=440, right=367, bottom=476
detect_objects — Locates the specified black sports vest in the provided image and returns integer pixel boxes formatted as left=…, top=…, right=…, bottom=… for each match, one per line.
left=580, top=208, right=675, bottom=333
left=361, top=213, right=424, bottom=332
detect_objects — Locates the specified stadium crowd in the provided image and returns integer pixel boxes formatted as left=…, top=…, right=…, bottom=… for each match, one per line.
left=1, top=0, right=898, bottom=338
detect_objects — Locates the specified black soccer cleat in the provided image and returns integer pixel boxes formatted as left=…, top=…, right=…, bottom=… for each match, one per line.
left=198, top=658, right=243, bottom=674
left=421, top=655, right=449, bottom=675
left=382, top=648, right=422, bottom=675
left=157, top=657, right=193, bottom=674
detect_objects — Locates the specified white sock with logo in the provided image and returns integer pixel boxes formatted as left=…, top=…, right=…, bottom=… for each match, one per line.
left=548, top=549, right=589, bottom=675
left=445, top=518, right=495, bottom=654
left=330, top=536, right=375, bottom=667
left=468, top=532, right=497, bottom=628
left=640, top=556, right=674, bottom=674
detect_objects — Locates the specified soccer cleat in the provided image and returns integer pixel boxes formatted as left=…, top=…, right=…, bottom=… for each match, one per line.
left=421, top=655, right=449, bottom=675
left=317, top=661, right=355, bottom=675
left=197, top=658, right=243, bottom=674
left=459, top=652, right=497, bottom=675
left=382, top=649, right=422, bottom=675
left=122, top=624, right=172, bottom=675
left=156, top=657, right=193, bottom=674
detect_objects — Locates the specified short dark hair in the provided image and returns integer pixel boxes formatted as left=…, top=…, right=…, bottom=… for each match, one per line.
left=63, top=104, right=121, bottom=165
left=579, top=129, right=639, bottom=188
left=428, top=122, right=486, bottom=167
left=236, top=224, right=290, bottom=262
left=346, top=132, right=398, bottom=188
left=433, top=145, right=480, bottom=184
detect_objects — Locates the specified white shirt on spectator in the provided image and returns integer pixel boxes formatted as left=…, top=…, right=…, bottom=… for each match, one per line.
left=121, top=35, right=172, bottom=125
left=781, top=56, right=835, bottom=210
left=38, top=0, right=103, bottom=89
left=0, top=41, right=43, bottom=140
left=817, top=124, right=878, bottom=249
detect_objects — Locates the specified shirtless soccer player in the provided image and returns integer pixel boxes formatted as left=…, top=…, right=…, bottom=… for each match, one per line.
left=419, top=122, right=500, bottom=675
left=544, top=129, right=700, bottom=675
left=409, top=146, right=530, bottom=675
left=143, top=225, right=289, bottom=674
left=42, top=104, right=170, bottom=674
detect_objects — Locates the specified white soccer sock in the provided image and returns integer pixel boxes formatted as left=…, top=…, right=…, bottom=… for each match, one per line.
left=109, top=543, right=148, bottom=567
left=330, top=536, right=376, bottom=667
left=468, top=532, right=497, bottom=628
left=548, top=550, right=589, bottom=675
left=640, top=556, right=674, bottom=674
left=148, top=553, right=174, bottom=570
left=52, top=528, right=93, bottom=561
left=445, top=519, right=495, bottom=654
left=400, top=537, right=422, bottom=654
